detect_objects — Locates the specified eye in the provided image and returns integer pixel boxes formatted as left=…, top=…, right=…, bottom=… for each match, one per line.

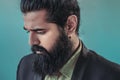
left=35, top=30, right=46, bottom=34
left=29, top=29, right=47, bottom=35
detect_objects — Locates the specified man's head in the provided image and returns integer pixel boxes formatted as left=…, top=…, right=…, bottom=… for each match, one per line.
left=21, top=0, right=80, bottom=35
left=21, top=0, right=80, bottom=75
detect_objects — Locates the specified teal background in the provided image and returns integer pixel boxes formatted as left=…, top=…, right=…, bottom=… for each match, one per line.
left=0, top=0, right=120, bottom=80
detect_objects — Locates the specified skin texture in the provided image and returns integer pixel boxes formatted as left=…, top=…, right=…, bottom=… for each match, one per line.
left=23, top=10, right=80, bottom=75
left=24, top=10, right=60, bottom=53
left=23, top=10, right=80, bottom=54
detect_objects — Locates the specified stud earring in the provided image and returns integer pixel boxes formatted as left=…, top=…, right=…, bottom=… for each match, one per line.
left=68, top=36, right=71, bottom=39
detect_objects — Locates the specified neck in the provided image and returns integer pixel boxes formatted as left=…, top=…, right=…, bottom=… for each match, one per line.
left=71, top=35, right=80, bottom=53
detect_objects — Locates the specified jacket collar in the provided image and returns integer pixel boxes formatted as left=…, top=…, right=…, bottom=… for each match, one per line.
left=71, top=42, right=89, bottom=80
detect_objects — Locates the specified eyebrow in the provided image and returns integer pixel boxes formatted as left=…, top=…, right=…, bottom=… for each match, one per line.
left=23, top=26, right=45, bottom=31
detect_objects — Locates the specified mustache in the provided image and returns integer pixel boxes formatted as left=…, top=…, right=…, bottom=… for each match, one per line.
left=31, top=45, right=49, bottom=54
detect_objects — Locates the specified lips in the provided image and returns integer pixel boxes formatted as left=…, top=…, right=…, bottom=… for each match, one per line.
left=31, top=45, right=46, bottom=54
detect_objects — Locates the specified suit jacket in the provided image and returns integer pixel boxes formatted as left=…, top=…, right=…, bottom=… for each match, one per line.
left=17, top=44, right=120, bottom=80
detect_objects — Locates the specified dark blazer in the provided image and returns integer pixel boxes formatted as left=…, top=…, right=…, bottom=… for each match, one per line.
left=17, top=44, right=120, bottom=80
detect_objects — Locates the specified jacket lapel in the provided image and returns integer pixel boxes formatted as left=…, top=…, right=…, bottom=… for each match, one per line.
left=34, top=74, right=44, bottom=80
left=71, top=44, right=89, bottom=80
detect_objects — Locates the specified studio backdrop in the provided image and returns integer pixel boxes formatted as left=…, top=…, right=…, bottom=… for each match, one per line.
left=0, top=0, right=120, bottom=80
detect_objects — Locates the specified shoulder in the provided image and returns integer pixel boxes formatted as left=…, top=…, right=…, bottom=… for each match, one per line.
left=17, top=54, right=35, bottom=80
left=74, top=43, right=120, bottom=80
left=80, top=44, right=120, bottom=71
left=87, top=50, right=120, bottom=71
left=20, top=54, right=35, bottom=62
left=84, top=50, right=120, bottom=79
left=17, top=54, right=35, bottom=69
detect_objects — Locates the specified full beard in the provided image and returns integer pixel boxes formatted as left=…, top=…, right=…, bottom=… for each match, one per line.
left=31, top=29, right=73, bottom=76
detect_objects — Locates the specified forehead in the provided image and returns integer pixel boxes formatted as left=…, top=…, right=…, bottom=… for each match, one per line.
left=23, top=10, right=47, bottom=20
left=23, top=10, right=61, bottom=32
left=23, top=10, right=48, bottom=27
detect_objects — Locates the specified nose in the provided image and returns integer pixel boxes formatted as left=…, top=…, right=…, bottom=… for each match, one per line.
left=29, top=32, right=40, bottom=46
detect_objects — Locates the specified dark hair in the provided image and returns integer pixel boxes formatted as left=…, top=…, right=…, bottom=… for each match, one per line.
left=20, top=0, right=80, bottom=35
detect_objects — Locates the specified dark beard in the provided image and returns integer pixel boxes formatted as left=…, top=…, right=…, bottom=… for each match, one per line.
left=31, top=30, right=73, bottom=76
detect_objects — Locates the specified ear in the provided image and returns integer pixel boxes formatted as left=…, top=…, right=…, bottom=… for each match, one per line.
left=65, top=15, right=78, bottom=36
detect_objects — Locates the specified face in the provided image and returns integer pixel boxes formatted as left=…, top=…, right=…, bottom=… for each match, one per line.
left=24, top=10, right=60, bottom=52
left=23, top=10, right=73, bottom=75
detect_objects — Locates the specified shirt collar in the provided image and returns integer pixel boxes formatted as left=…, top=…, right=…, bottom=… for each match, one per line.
left=59, top=40, right=82, bottom=78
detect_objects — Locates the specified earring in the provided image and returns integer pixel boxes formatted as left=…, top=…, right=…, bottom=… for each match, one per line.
left=68, top=36, right=71, bottom=39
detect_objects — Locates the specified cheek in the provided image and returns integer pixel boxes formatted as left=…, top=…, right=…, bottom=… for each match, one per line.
left=37, top=31, right=59, bottom=52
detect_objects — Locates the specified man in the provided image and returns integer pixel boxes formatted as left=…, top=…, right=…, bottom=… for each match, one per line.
left=17, top=0, right=120, bottom=80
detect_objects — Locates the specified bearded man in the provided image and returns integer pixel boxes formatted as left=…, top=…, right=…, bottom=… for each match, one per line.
left=17, top=0, right=120, bottom=80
